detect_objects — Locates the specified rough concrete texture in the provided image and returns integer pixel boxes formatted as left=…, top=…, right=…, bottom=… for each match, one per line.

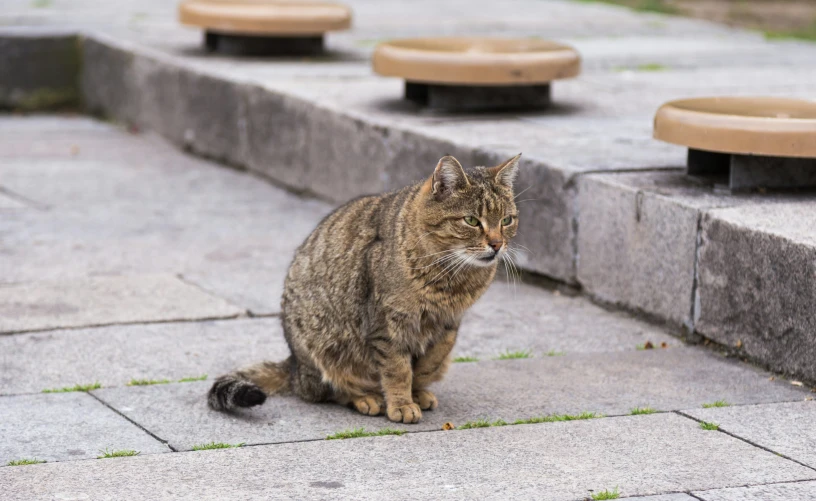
left=575, top=171, right=779, bottom=328
left=685, top=401, right=816, bottom=469
left=93, top=349, right=807, bottom=450
left=0, top=117, right=330, bottom=314
left=0, top=392, right=168, bottom=464
left=0, top=29, right=79, bottom=110
left=630, top=495, right=698, bottom=501
left=0, top=318, right=289, bottom=395
left=1, top=414, right=814, bottom=500
left=696, top=202, right=816, bottom=382
left=455, top=279, right=675, bottom=357
left=695, top=481, right=816, bottom=501
left=0, top=279, right=676, bottom=395
left=0, top=274, right=243, bottom=333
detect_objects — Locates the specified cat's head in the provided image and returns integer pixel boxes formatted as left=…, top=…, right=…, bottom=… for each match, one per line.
left=418, top=154, right=521, bottom=268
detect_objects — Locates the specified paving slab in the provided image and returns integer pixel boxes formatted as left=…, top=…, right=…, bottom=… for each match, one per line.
left=696, top=202, right=816, bottom=382
left=0, top=392, right=169, bottom=464
left=684, top=401, right=816, bottom=469
left=0, top=318, right=289, bottom=395
left=0, top=274, right=243, bottom=334
left=695, top=481, right=816, bottom=501
left=450, top=279, right=675, bottom=358
left=630, top=495, right=698, bottom=501
left=0, top=274, right=678, bottom=395
left=93, top=348, right=807, bottom=450
left=1, top=413, right=814, bottom=500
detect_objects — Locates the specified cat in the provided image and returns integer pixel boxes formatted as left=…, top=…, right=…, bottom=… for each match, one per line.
left=208, top=153, right=521, bottom=424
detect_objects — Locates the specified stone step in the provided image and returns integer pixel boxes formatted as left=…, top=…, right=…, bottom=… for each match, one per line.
left=1, top=413, right=813, bottom=500
left=89, top=349, right=807, bottom=451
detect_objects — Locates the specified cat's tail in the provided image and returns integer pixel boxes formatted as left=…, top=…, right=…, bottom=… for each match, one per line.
left=207, top=357, right=293, bottom=412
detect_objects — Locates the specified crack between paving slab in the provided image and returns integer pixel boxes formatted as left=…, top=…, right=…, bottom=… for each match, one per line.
left=674, top=410, right=816, bottom=475
left=0, top=313, right=248, bottom=336
left=87, top=391, right=177, bottom=453
left=175, top=273, right=251, bottom=316
left=689, top=478, right=816, bottom=498
left=686, top=210, right=704, bottom=335
left=0, top=185, right=50, bottom=210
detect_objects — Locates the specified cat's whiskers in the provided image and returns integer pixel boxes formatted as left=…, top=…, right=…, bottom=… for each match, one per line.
left=410, top=251, right=459, bottom=270
left=407, top=231, right=435, bottom=251
left=428, top=252, right=468, bottom=285
left=513, top=185, right=533, bottom=200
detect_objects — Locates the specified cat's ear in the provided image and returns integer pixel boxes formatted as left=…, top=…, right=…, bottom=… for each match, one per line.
left=432, top=155, right=469, bottom=196
left=489, top=153, right=521, bottom=189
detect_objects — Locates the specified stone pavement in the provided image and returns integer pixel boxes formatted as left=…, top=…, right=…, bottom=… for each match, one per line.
left=1, top=116, right=815, bottom=499
left=2, top=0, right=816, bottom=497
left=3, top=0, right=815, bottom=382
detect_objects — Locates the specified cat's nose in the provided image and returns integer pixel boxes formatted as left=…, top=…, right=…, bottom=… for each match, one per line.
left=488, top=241, right=503, bottom=252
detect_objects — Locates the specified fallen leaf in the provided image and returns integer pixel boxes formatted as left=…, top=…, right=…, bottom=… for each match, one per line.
left=769, top=377, right=775, bottom=381
left=442, top=422, right=454, bottom=431
left=735, top=339, right=743, bottom=349
left=643, top=341, right=654, bottom=350
left=660, top=342, right=668, bottom=349
left=791, top=381, right=804, bottom=387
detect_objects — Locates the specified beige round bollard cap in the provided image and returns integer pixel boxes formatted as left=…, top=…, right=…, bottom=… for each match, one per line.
left=179, top=0, right=352, bottom=35
left=372, top=37, right=580, bottom=86
left=654, top=97, right=816, bottom=158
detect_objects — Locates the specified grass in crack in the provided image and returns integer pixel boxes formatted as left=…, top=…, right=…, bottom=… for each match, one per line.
left=98, top=449, right=140, bottom=459
left=127, top=378, right=171, bottom=386
left=326, top=428, right=407, bottom=440
left=495, top=349, right=533, bottom=360
left=700, top=421, right=720, bottom=431
left=178, top=374, right=208, bottom=382
left=453, top=356, right=479, bottom=363
left=192, top=442, right=246, bottom=451
left=630, top=406, right=657, bottom=415
left=42, top=382, right=101, bottom=393
left=702, top=400, right=731, bottom=408
left=591, top=486, right=621, bottom=500
left=513, top=412, right=601, bottom=425
left=6, top=459, right=45, bottom=466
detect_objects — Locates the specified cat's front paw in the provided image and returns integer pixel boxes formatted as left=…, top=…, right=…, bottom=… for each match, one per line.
left=387, top=402, right=422, bottom=424
left=412, top=390, right=438, bottom=410
left=352, top=395, right=385, bottom=416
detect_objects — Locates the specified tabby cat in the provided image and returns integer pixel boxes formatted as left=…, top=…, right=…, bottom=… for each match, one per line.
left=208, top=154, right=521, bottom=423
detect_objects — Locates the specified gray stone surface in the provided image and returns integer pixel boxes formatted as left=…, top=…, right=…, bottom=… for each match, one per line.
left=0, top=117, right=330, bottom=314
left=630, top=495, right=698, bottom=501
left=0, top=29, right=79, bottom=110
left=457, top=279, right=676, bottom=357
left=0, top=318, right=289, bottom=395
left=93, top=348, right=806, bottom=450
left=0, top=278, right=676, bottom=396
left=695, top=481, right=816, bottom=501
left=0, top=274, right=243, bottom=334
left=696, top=202, right=816, bottom=382
left=0, top=392, right=169, bottom=464
left=685, top=401, right=816, bottom=468
left=1, top=414, right=814, bottom=500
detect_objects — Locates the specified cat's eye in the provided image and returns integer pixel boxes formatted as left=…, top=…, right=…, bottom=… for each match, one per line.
left=502, top=216, right=514, bottom=226
left=464, top=216, right=480, bottom=227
